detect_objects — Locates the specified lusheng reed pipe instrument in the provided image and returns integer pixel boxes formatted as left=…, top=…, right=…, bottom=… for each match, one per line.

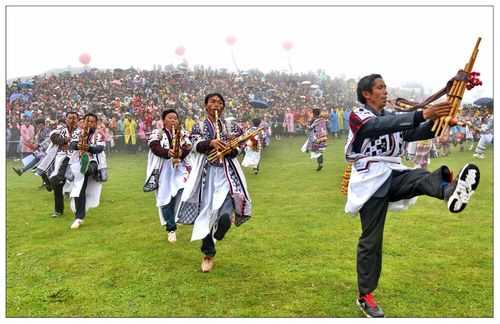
left=432, top=37, right=481, bottom=136
left=386, top=38, right=482, bottom=133
left=79, top=116, right=90, bottom=174
left=171, top=121, right=182, bottom=167
left=207, top=127, right=264, bottom=163
left=214, top=110, right=223, bottom=163
left=341, top=163, right=352, bottom=196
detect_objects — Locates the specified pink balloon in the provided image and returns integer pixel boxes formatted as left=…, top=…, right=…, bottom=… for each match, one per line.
left=79, top=53, right=91, bottom=65
left=226, top=35, right=237, bottom=46
left=175, top=46, right=185, bottom=56
left=282, top=40, right=294, bottom=51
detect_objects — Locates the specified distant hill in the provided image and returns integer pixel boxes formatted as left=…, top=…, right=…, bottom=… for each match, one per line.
left=7, top=66, right=91, bottom=84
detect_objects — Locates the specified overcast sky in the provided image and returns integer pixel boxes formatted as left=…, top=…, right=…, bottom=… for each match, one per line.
left=6, top=5, right=493, bottom=102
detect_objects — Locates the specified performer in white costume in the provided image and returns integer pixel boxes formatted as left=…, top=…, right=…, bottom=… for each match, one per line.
left=176, top=93, right=252, bottom=273
left=68, top=113, right=108, bottom=229
left=35, top=112, right=79, bottom=217
left=346, top=74, right=480, bottom=318
left=241, top=118, right=262, bottom=175
left=473, top=115, right=493, bottom=159
left=301, top=108, right=328, bottom=171
left=144, top=109, right=192, bottom=243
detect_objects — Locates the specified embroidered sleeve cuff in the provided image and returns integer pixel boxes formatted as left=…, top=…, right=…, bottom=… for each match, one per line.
left=149, top=140, right=170, bottom=159
left=180, top=145, right=191, bottom=159
left=196, top=140, right=211, bottom=154
left=50, top=133, right=66, bottom=145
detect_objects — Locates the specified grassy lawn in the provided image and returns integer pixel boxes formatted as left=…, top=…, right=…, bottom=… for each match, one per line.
left=5, top=136, right=493, bottom=317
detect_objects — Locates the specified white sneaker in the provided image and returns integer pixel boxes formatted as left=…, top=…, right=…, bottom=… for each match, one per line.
left=447, top=164, right=480, bottom=213
left=167, top=231, right=177, bottom=243
left=70, top=219, right=83, bottom=229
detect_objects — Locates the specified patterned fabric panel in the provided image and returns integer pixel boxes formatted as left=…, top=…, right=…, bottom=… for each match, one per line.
left=176, top=201, right=200, bottom=225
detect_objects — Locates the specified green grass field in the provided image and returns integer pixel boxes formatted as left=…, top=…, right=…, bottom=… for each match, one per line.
left=6, top=136, right=493, bottom=317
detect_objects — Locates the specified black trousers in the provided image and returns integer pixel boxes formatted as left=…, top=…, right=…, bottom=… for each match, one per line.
left=357, top=166, right=450, bottom=296
left=74, top=174, right=89, bottom=220
left=53, top=183, right=64, bottom=214
left=201, top=194, right=234, bottom=257
left=317, top=154, right=323, bottom=165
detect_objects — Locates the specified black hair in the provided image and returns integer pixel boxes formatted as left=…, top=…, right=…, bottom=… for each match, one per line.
left=204, top=93, right=225, bottom=108
left=252, top=118, right=261, bottom=127
left=161, top=109, right=178, bottom=120
left=66, top=111, right=79, bottom=118
left=357, top=74, right=383, bottom=104
left=312, top=108, right=321, bottom=117
left=84, top=112, right=98, bottom=121
left=35, top=118, right=45, bottom=125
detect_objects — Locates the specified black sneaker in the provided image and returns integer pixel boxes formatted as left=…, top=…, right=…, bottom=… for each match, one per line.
left=43, top=181, right=53, bottom=192
left=446, top=163, right=480, bottom=213
left=356, top=292, right=384, bottom=318
left=316, top=164, right=323, bottom=171
left=51, top=211, right=63, bottom=218
left=12, top=167, right=22, bottom=176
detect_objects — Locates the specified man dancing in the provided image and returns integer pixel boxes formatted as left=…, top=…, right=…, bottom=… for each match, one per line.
left=35, top=112, right=79, bottom=217
left=301, top=108, right=328, bottom=171
left=144, top=109, right=191, bottom=243
left=176, top=93, right=252, bottom=273
left=12, top=118, right=52, bottom=182
left=68, top=113, right=108, bottom=229
left=345, top=74, right=480, bottom=317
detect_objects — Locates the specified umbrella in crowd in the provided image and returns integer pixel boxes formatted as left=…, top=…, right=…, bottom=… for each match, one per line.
left=18, top=81, right=33, bottom=88
left=9, top=92, right=24, bottom=103
left=249, top=99, right=270, bottom=109
left=473, top=97, right=493, bottom=108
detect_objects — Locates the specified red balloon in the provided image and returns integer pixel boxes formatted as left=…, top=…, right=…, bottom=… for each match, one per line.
left=282, top=40, right=294, bottom=51
left=175, top=46, right=185, bottom=56
left=226, top=35, right=237, bottom=46
left=79, top=53, right=91, bottom=65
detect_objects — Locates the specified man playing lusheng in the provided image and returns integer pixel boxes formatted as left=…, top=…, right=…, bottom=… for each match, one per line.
left=144, top=109, right=191, bottom=243
left=345, top=74, right=480, bottom=317
left=176, top=93, right=252, bottom=273
left=68, top=113, right=108, bottom=229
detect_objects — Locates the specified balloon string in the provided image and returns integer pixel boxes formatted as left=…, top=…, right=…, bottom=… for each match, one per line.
left=231, top=48, right=240, bottom=73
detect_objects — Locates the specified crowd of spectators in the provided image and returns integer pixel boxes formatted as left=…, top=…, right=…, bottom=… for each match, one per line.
left=5, top=65, right=492, bottom=158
